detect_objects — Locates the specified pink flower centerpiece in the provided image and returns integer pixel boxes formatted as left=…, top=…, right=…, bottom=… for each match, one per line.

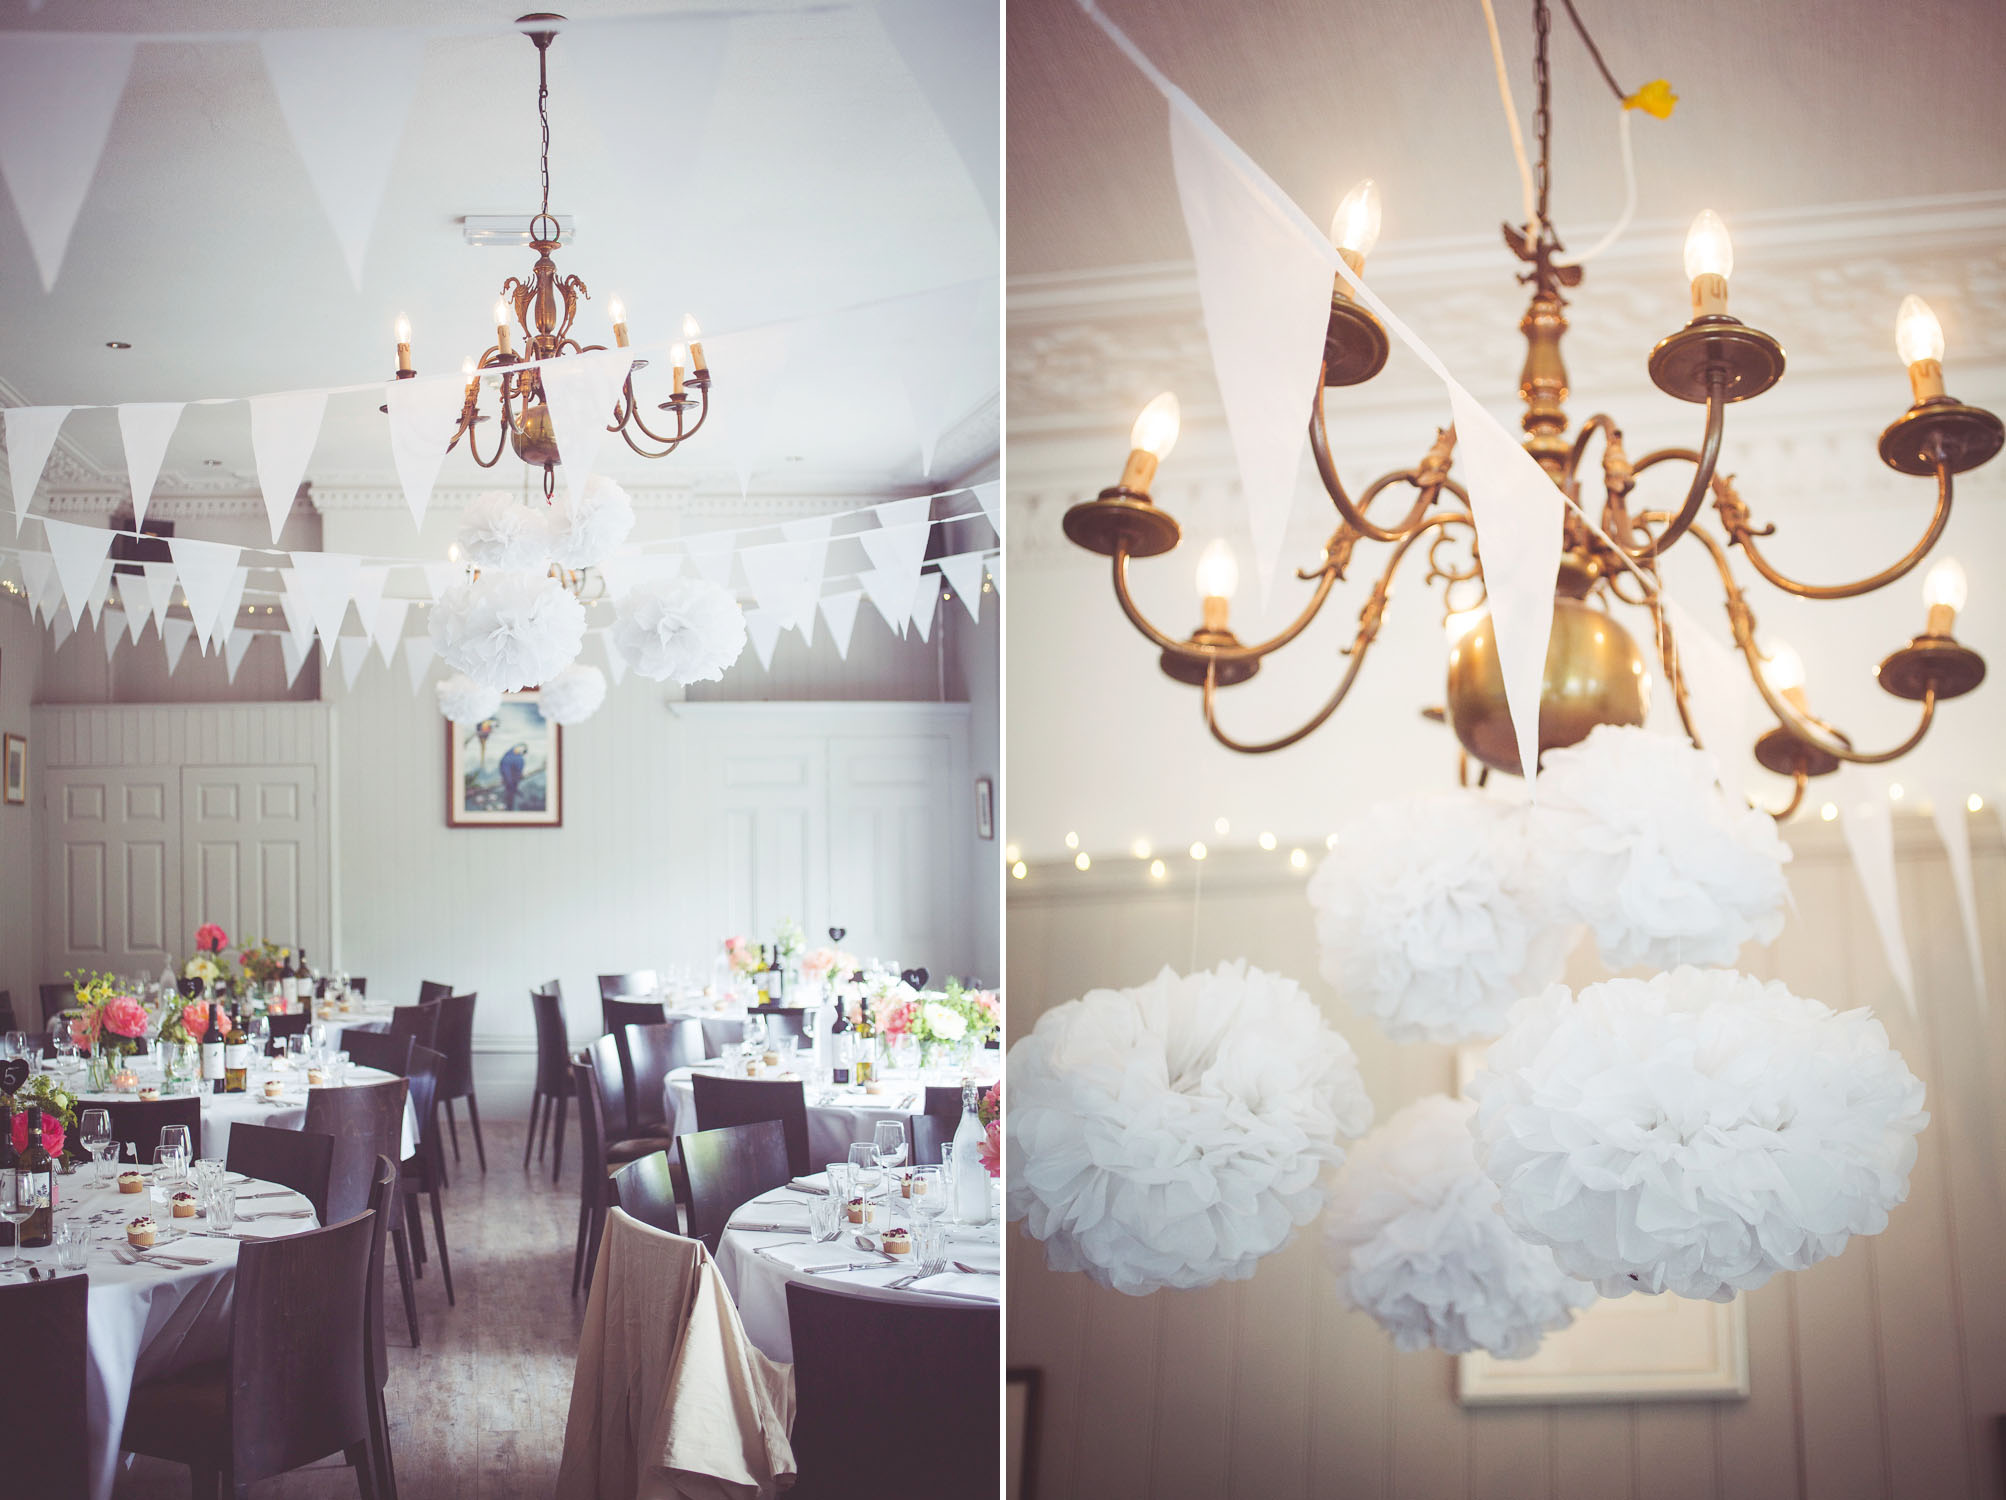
left=194, top=922, right=229, bottom=954
left=11, top=1111, right=65, bottom=1159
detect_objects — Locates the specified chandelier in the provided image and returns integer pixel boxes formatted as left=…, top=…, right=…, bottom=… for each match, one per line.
left=390, top=13, right=714, bottom=499
left=1061, top=0, right=2001, bottom=816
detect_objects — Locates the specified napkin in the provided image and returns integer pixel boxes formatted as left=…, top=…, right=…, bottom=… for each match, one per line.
left=755, top=1240, right=999, bottom=1301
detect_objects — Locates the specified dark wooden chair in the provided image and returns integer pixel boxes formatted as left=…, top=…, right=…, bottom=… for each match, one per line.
left=387, top=1001, right=441, bottom=1052
left=267, top=1012, right=311, bottom=1053
left=121, top=1209, right=384, bottom=1499
left=597, top=970, right=659, bottom=1002
left=342, top=1029, right=415, bottom=1081
left=416, top=980, right=452, bottom=1005
left=38, top=982, right=70, bottom=1032
left=691, top=1072, right=812, bottom=1178
left=434, top=992, right=484, bottom=1172
left=699, top=1017, right=745, bottom=1058
left=0, top=989, right=14, bottom=1033
left=610, top=1149, right=681, bottom=1236
left=679, top=1119, right=791, bottom=1252
left=347, top=977, right=369, bottom=999
left=105, top=1096, right=203, bottom=1164
left=399, top=1043, right=454, bottom=1306
left=600, top=998, right=666, bottom=1135
left=362, top=1155, right=400, bottom=1500
left=0, top=1272, right=88, bottom=1496
left=306, top=1076, right=420, bottom=1346
left=747, top=1005, right=812, bottom=1045
left=911, top=1113, right=951, bottom=1167
left=625, top=1020, right=705, bottom=1136
left=569, top=1051, right=618, bottom=1297
left=527, top=982, right=574, bottom=1181
left=225, top=1123, right=337, bottom=1227
left=784, top=1283, right=998, bottom=1500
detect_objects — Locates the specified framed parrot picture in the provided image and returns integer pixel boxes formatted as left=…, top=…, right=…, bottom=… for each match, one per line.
left=447, top=690, right=563, bottom=828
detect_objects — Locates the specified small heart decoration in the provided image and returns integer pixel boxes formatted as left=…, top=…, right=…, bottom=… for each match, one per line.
left=828, top=927, right=847, bottom=943
left=900, top=967, right=929, bottom=991
left=0, top=1058, right=30, bottom=1094
left=176, top=977, right=204, bottom=999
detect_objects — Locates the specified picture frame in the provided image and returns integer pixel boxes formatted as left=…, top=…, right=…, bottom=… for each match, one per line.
left=446, top=690, right=562, bottom=827
left=976, top=775, right=996, bottom=840
left=3, top=732, right=22, bottom=805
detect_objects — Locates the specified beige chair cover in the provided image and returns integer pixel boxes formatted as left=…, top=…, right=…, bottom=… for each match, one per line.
left=558, top=1208, right=797, bottom=1499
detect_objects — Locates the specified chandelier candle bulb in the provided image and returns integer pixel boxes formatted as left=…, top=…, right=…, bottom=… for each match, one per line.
left=609, top=298, right=630, bottom=349
left=682, top=314, right=707, bottom=373
left=669, top=342, right=687, bottom=397
left=1329, top=178, right=1382, bottom=287
left=1760, top=640, right=1809, bottom=711
left=1923, top=557, right=1967, bottom=636
left=394, top=314, right=413, bottom=373
left=1683, top=209, right=1734, bottom=318
left=1896, top=295, right=1946, bottom=401
left=493, top=300, right=514, bottom=356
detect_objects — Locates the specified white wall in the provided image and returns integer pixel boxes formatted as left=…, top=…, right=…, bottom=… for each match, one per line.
left=0, top=596, right=43, bottom=1019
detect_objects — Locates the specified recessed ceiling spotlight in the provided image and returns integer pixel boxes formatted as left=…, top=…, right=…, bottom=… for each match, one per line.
left=105, top=340, right=131, bottom=349
left=203, top=459, right=223, bottom=467
left=785, top=455, right=805, bottom=463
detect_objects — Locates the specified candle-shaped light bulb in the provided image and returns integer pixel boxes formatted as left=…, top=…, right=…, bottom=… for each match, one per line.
left=1683, top=209, right=1733, bottom=317
left=609, top=297, right=630, bottom=349
left=1895, top=294, right=1946, bottom=400
left=1760, top=638, right=1808, bottom=709
left=1195, top=539, right=1239, bottom=602
left=682, top=313, right=706, bottom=372
left=1329, top=178, right=1382, bottom=263
left=1118, top=391, right=1180, bottom=494
left=394, top=313, right=412, bottom=372
left=493, top=299, right=514, bottom=355
left=1443, top=607, right=1487, bottom=646
left=460, top=355, right=475, bottom=380
left=1922, top=556, right=1967, bottom=634
left=669, top=340, right=687, bottom=397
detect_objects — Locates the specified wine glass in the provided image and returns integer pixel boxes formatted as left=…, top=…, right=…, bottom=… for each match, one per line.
left=0, top=1175, right=31, bottom=1274
left=158, top=1126, right=192, bottom=1177
left=80, top=1109, right=112, bottom=1188
left=873, top=1120, right=908, bottom=1180
left=846, top=1142, right=879, bottom=1202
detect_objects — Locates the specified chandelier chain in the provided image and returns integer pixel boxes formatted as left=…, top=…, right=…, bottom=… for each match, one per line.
left=538, top=38, right=552, bottom=225
left=1533, top=0, right=1552, bottom=233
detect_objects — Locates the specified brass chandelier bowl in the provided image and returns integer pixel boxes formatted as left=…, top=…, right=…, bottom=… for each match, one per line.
left=1061, top=0, right=1997, bottom=809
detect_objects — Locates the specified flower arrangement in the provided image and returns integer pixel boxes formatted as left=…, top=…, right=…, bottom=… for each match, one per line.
left=799, top=947, right=856, bottom=984
left=724, top=936, right=759, bottom=977
left=849, top=971, right=919, bottom=1040
left=978, top=1082, right=1000, bottom=1178
left=5, top=1075, right=78, bottom=1164
left=937, top=978, right=1001, bottom=1046
left=235, top=937, right=291, bottom=988
left=194, top=922, right=228, bottom=954
left=65, top=972, right=151, bottom=1058
left=161, top=999, right=233, bottom=1048
left=772, top=917, right=804, bottom=962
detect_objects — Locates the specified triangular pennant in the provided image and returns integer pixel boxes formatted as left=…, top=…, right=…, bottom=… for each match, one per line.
left=115, top=571, right=151, bottom=642
left=856, top=567, right=917, bottom=635
left=350, top=565, right=388, bottom=627
left=337, top=633, right=372, bottom=689
left=875, top=0, right=998, bottom=223
left=402, top=636, right=436, bottom=694
left=939, top=552, right=986, bottom=623
left=818, top=590, right=863, bottom=660
left=17, top=549, right=55, bottom=622
left=278, top=580, right=318, bottom=659
left=115, top=401, right=184, bottom=531
left=0, top=35, right=137, bottom=291
left=40, top=516, right=114, bottom=622
left=287, top=551, right=362, bottom=661
left=859, top=519, right=932, bottom=581
left=100, top=614, right=121, bottom=664
left=249, top=389, right=327, bottom=543
left=682, top=529, right=737, bottom=588
left=740, top=538, right=824, bottom=634
left=1836, top=766, right=1917, bottom=1020
left=1927, top=782, right=1988, bottom=1022
left=540, top=349, right=634, bottom=507
left=83, top=557, right=114, bottom=629
left=162, top=617, right=194, bottom=674
left=744, top=608, right=783, bottom=671
left=971, top=480, right=1001, bottom=539
left=279, top=629, right=309, bottom=688
left=910, top=577, right=941, bottom=642
left=369, top=597, right=411, bottom=667
left=4, top=406, right=70, bottom=523
left=167, top=536, right=242, bottom=651
left=384, top=374, right=465, bottom=527
left=600, top=630, right=628, bottom=686
left=258, top=28, right=424, bottom=288
left=421, top=561, right=460, bottom=601
left=141, top=560, right=177, bottom=635
left=213, top=566, right=249, bottom=642
left=223, top=628, right=255, bottom=684
left=703, top=325, right=790, bottom=496
left=49, top=607, right=74, bottom=651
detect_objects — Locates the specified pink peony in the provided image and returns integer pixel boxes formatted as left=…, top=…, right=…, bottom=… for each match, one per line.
left=69, top=1014, right=98, bottom=1048
left=194, top=922, right=228, bottom=954
left=182, top=1002, right=229, bottom=1038
left=101, top=996, right=148, bottom=1038
left=979, top=1118, right=999, bottom=1178
left=878, top=999, right=918, bottom=1038
left=11, top=1113, right=65, bottom=1158
left=800, top=947, right=838, bottom=980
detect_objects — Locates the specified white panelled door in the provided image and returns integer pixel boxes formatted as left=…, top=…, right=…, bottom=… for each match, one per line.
left=711, top=739, right=831, bottom=947
left=43, top=767, right=181, bottom=979
left=828, top=733, right=963, bottom=971
left=180, top=765, right=324, bottom=960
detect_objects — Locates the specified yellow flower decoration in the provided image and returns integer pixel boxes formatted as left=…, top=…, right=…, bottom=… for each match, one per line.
left=1624, top=79, right=1678, bottom=119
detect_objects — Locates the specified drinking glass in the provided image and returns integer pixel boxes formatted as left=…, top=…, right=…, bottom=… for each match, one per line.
left=908, top=1165, right=946, bottom=1221
left=54, top=1217, right=89, bottom=1274
left=807, top=1190, right=841, bottom=1242
left=309, top=1020, right=329, bottom=1056
left=824, top=1163, right=850, bottom=1202
left=158, top=1125, right=192, bottom=1168
left=847, top=1142, right=879, bottom=1200
left=778, top=1035, right=799, bottom=1074
left=286, top=1034, right=307, bottom=1067
left=0, top=1176, right=30, bottom=1273
left=939, top=1142, right=957, bottom=1205
left=209, top=1181, right=237, bottom=1232
left=80, top=1109, right=113, bottom=1188
left=911, top=1216, right=947, bottom=1275
left=873, top=1120, right=908, bottom=1176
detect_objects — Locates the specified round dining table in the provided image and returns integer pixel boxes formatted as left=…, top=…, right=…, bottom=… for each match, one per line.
left=73, top=1058, right=417, bottom=1162
left=712, top=1171, right=1002, bottom=1361
left=13, top=1164, right=321, bottom=1500
left=662, top=1065, right=935, bottom=1168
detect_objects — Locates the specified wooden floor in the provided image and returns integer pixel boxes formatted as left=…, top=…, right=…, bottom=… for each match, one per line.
left=116, top=1117, right=588, bottom=1499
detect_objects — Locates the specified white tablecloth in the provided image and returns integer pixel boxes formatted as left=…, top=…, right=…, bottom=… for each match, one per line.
left=76, top=1062, right=418, bottom=1162
left=663, top=1066, right=926, bottom=1169
left=11, top=1168, right=320, bottom=1500
left=713, top=1173, right=1001, bottom=1361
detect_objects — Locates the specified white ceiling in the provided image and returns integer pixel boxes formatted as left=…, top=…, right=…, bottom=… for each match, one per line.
left=0, top=0, right=999, bottom=513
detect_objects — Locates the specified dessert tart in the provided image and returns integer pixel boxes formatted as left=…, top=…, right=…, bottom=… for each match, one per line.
left=126, top=1216, right=158, bottom=1248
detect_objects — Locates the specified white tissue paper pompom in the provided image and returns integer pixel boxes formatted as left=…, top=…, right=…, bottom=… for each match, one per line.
left=541, top=474, right=635, bottom=570
left=1529, top=724, right=1791, bottom=968
left=1469, top=967, right=1928, bottom=1302
left=430, top=571, right=587, bottom=693
left=1326, top=1094, right=1595, bottom=1358
left=1308, top=791, right=1569, bottom=1044
left=536, top=663, right=606, bottom=725
left=456, top=491, right=553, bottom=572
left=611, top=575, right=747, bottom=684
left=1007, top=960, right=1373, bottom=1296
left=435, top=674, right=502, bottom=725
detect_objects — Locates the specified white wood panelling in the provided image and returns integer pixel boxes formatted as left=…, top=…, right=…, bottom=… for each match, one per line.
left=179, top=764, right=323, bottom=962
left=1005, top=820, right=2006, bottom=1500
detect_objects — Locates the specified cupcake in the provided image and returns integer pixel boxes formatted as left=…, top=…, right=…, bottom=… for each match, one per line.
left=898, top=1172, right=915, bottom=1199
left=264, top=1079, right=284, bottom=1098
left=118, top=1171, right=145, bottom=1194
left=881, top=1227, right=912, bottom=1255
left=307, top=1069, right=327, bottom=1087
left=171, top=1191, right=198, bottom=1219
left=136, top=1087, right=160, bottom=1103
left=845, top=1197, right=866, bottom=1224
left=863, top=1081, right=885, bottom=1095
left=126, top=1216, right=158, bottom=1248
left=761, top=1050, right=781, bottom=1069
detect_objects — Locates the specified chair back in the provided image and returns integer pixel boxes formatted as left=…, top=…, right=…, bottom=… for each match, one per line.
left=922, top=1086, right=964, bottom=1130
left=691, top=1072, right=811, bottom=1178
left=626, top=1021, right=706, bottom=1131
left=601, top=999, right=666, bottom=1133
left=104, top=1096, right=203, bottom=1164
left=228, top=1210, right=377, bottom=1486
left=532, top=983, right=574, bottom=1096
left=347, top=977, right=369, bottom=998
left=304, top=1077, right=409, bottom=1222
left=0, top=1273, right=88, bottom=1495
left=699, top=1017, right=745, bottom=1058
left=747, top=1005, right=811, bottom=1044
left=267, top=1012, right=311, bottom=1053
left=416, top=980, right=453, bottom=1005
left=679, top=1119, right=791, bottom=1251
left=610, top=1150, right=680, bottom=1235
left=404, top=1043, right=445, bottom=1173
left=225, top=1123, right=336, bottom=1226
left=588, top=1033, right=636, bottom=1145
left=597, top=970, right=659, bottom=1002
left=571, top=1051, right=611, bottom=1217
left=389, top=1001, right=442, bottom=1051
left=786, top=1286, right=998, bottom=1496
left=38, top=983, right=68, bottom=1031
left=341, top=1029, right=415, bottom=1080
left=435, top=992, right=479, bottom=1099
left=911, top=1113, right=950, bottom=1167
left=363, top=1154, right=396, bottom=1393
left=0, top=990, right=14, bottom=1032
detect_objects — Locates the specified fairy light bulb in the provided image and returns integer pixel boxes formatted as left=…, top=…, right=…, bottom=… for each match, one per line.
left=1683, top=209, right=1733, bottom=317
left=1195, top=539, right=1239, bottom=602
left=1922, top=556, right=1967, bottom=634
left=1895, top=295, right=1946, bottom=400
left=1760, top=639, right=1808, bottom=710
left=1118, top=391, right=1180, bottom=493
left=1329, top=178, right=1382, bottom=265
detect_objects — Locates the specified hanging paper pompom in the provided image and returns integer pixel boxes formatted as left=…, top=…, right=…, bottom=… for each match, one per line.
left=610, top=575, right=747, bottom=684
left=1326, top=1094, right=1595, bottom=1358
left=455, top=491, right=553, bottom=572
left=1528, top=724, right=1790, bottom=968
left=537, top=662, right=607, bottom=725
left=1469, top=968, right=1928, bottom=1302
left=430, top=571, right=586, bottom=693
left=541, top=474, right=636, bottom=571
left=1307, top=791, right=1568, bottom=1044
left=435, top=674, right=502, bottom=725
left=1007, top=960, right=1372, bottom=1296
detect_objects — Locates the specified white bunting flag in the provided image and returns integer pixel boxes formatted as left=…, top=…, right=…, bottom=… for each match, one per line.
left=4, top=405, right=70, bottom=523
left=743, top=525, right=829, bottom=637
left=940, top=552, right=986, bottom=623
left=49, top=607, right=74, bottom=651
left=115, top=571, right=151, bottom=642
left=541, top=349, right=633, bottom=507
left=162, top=617, right=195, bottom=675
left=287, top=551, right=362, bottom=661
left=141, top=560, right=177, bottom=635
left=0, top=35, right=137, bottom=291
left=83, top=557, right=115, bottom=630
left=167, top=536, right=242, bottom=651
left=856, top=566, right=917, bottom=635
left=279, top=629, right=310, bottom=689
left=383, top=374, right=464, bottom=527
left=249, top=389, right=327, bottom=542
left=369, top=597, right=411, bottom=667
left=40, top=516, right=114, bottom=623
left=682, top=529, right=737, bottom=589
left=17, top=550, right=55, bottom=622
left=278, top=580, right=318, bottom=660
left=421, top=561, right=461, bottom=601
left=100, top=615, right=121, bottom=664
left=401, top=636, right=436, bottom=694
left=910, top=577, right=941, bottom=642
left=599, top=631, right=628, bottom=686
left=337, top=633, right=372, bottom=689
left=1926, top=781, right=1988, bottom=1021
left=1836, top=766, right=1917, bottom=1020
left=350, top=566, right=388, bottom=629
left=876, top=0, right=999, bottom=222
left=223, top=628, right=255, bottom=684
left=703, top=325, right=791, bottom=496
left=213, top=566, right=249, bottom=643
left=860, top=518, right=931, bottom=583
left=259, top=28, right=424, bottom=288
left=115, top=401, right=184, bottom=531
left=818, top=590, right=863, bottom=660
left=744, top=609, right=783, bottom=671
left=971, top=480, right=1001, bottom=540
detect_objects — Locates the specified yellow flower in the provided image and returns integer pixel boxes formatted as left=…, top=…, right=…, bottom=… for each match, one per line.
left=1623, top=79, right=1677, bottom=119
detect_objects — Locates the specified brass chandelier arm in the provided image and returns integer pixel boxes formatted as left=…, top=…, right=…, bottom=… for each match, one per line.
left=1621, top=378, right=1726, bottom=562
left=1725, top=461, right=1954, bottom=601
left=1113, top=549, right=1341, bottom=660
left=1201, top=640, right=1370, bottom=753
left=1643, top=592, right=1707, bottom=752
left=1761, top=771, right=1810, bottom=823
left=1308, top=395, right=1456, bottom=543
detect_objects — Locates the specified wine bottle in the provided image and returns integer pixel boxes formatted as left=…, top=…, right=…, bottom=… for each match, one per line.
left=0, top=1105, right=16, bottom=1250
left=829, top=1004, right=852, bottom=1087
left=279, top=950, right=298, bottom=1007
left=202, top=1002, right=227, bottom=1094
left=19, top=1105, right=54, bottom=1248
left=223, top=1002, right=250, bottom=1093
left=951, top=1081, right=991, bottom=1224
left=297, top=948, right=315, bottom=1005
